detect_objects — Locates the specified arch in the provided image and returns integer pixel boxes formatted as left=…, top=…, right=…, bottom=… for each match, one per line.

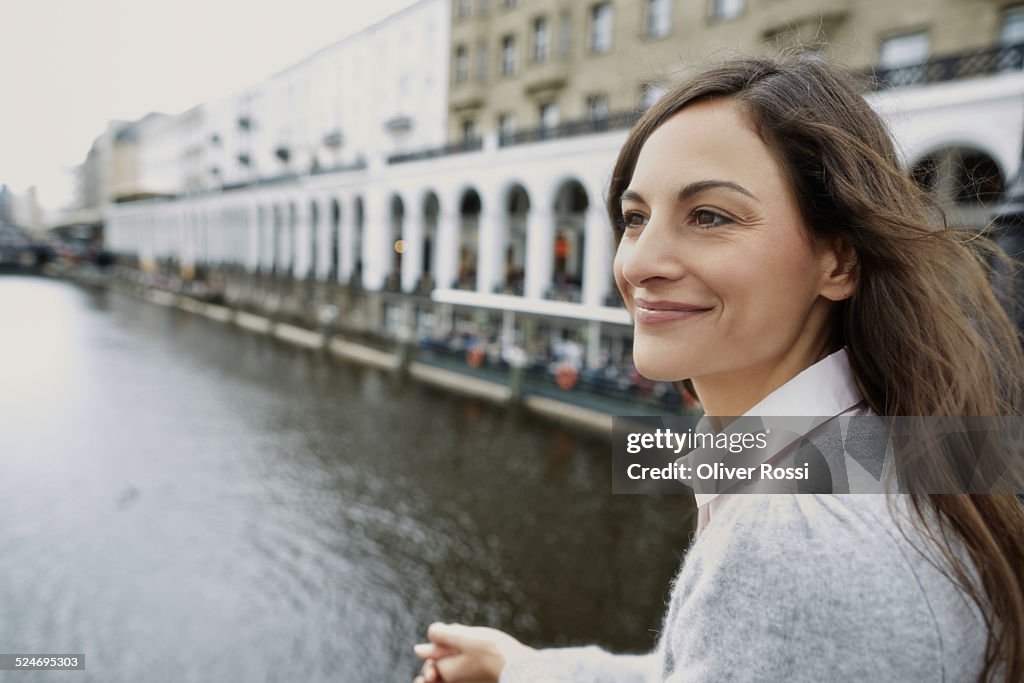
left=256, top=206, right=266, bottom=273
left=352, top=196, right=365, bottom=286
left=309, top=199, right=320, bottom=280
left=905, top=133, right=1008, bottom=184
left=234, top=207, right=243, bottom=267
left=909, top=144, right=1006, bottom=202
left=456, top=188, right=482, bottom=290
left=224, top=207, right=234, bottom=267
left=909, top=145, right=1005, bottom=228
left=420, top=191, right=441, bottom=292
left=272, top=204, right=283, bottom=276
left=224, top=207, right=234, bottom=268
left=459, top=189, right=482, bottom=212
left=240, top=206, right=250, bottom=269
left=388, top=194, right=406, bottom=291
left=330, top=198, right=341, bottom=282
left=954, top=151, right=1004, bottom=205
left=501, top=183, right=530, bottom=295
left=549, top=179, right=589, bottom=302
left=910, top=155, right=939, bottom=194
left=287, top=201, right=297, bottom=278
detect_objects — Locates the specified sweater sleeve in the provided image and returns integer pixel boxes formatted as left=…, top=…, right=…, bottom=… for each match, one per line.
left=501, top=494, right=980, bottom=682
left=659, top=494, right=945, bottom=682
left=499, top=646, right=660, bottom=683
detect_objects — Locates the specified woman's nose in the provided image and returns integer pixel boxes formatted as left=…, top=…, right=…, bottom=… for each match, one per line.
left=618, top=220, right=685, bottom=287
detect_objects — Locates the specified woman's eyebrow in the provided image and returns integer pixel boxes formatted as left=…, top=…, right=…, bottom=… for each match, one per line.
left=619, top=189, right=646, bottom=205
left=620, top=181, right=759, bottom=206
left=678, top=180, right=759, bottom=203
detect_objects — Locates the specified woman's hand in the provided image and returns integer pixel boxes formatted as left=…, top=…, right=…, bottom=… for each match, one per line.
left=412, top=622, right=535, bottom=683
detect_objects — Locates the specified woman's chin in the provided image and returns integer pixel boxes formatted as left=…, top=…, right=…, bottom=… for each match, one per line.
left=633, top=357, right=687, bottom=383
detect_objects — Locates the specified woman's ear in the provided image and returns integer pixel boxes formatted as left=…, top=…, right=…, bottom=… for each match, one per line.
left=820, top=236, right=858, bottom=302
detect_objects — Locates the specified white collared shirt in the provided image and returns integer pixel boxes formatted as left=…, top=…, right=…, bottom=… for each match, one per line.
left=692, top=347, right=870, bottom=530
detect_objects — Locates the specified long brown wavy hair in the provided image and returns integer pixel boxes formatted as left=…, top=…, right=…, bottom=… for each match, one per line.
left=607, top=54, right=1024, bottom=682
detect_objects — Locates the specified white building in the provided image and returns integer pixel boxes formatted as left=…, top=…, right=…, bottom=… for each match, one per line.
left=171, top=0, right=450, bottom=195
left=105, top=8, right=1024, bottom=377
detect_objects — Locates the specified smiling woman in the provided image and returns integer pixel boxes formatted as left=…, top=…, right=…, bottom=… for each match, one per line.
left=613, top=98, right=855, bottom=416
left=413, top=54, right=1024, bottom=683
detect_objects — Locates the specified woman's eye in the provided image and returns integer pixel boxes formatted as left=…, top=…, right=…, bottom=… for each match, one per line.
left=622, top=212, right=647, bottom=229
left=692, top=209, right=730, bottom=229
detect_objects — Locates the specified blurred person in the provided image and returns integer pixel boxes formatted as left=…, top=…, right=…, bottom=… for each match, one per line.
left=414, top=54, right=1024, bottom=682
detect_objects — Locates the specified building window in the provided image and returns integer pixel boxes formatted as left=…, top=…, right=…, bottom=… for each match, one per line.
left=540, top=102, right=559, bottom=131
left=589, top=3, right=613, bottom=54
left=501, top=35, right=518, bottom=76
left=455, top=45, right=469, bottom=84
left=462, top=119, right=476, bottom=141
left=586, top=94, right=609, bottom=121
left=646, top=0, right=672, bottom=38
left=1002, top=5, right=1024, bottom=45
left=878, top=30, right=930, bottom=86
left=503, top=0, right=519, bottom=8
left=475, top=40, right=488, bottom=82
left=708, top=0, right=744, bottom=22
left=456, top=0, right=471, bottom=21
left=639, top=82, right=667, bottom=111
left=498, top=113, right=517, bottom=141
left=879, top=31, right=930, bottom=68
left=532, top=16, right=550, bottom=63
left=558, top=11, right=572, bottom=58
left=478, top=0, right=490, bottom=18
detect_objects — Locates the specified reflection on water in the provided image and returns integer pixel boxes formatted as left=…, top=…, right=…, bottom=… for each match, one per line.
left=0, top=276, right=693, bottom=682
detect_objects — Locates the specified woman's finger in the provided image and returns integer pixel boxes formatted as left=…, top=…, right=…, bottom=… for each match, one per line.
left=423, top=658, right=439, bottom=683
left=426, top=622, right=474, bottom=650
left=414, top=642, right=457, bottom=660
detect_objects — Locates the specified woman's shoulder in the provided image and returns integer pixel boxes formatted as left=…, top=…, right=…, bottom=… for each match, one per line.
left=686, top=494, right=940, bottom=610
left=660, top=494, right=988, bottom=681
left=706, top=493, right=904, bottom=547
left=699, top=494, right=982, bottom=614
left=706, top=493, right=981, bottom=567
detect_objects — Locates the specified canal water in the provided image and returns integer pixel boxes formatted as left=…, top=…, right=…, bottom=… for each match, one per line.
left=0, top=276, right=694, bottom=682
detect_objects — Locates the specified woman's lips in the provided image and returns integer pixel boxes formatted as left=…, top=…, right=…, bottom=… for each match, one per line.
left=633, top=298, right=712, bottom=325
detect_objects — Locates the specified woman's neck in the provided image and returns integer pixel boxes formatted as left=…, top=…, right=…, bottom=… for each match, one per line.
left=693, top=337, right=836, bottom=417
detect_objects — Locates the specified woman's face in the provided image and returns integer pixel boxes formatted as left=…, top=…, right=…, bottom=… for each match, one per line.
left=613, top=98, right=846, bottom=387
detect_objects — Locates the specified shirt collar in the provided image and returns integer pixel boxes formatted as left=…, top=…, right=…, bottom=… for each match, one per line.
left=742, top=347, right=863, bottom=418
left=684, top=348, right=865, bottom=508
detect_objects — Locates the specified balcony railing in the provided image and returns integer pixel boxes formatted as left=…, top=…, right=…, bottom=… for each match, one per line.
left=544, top=282, right=582, bottom=303
left=493, top=280, right=524, bottom=296
left=414, top=273, right=435, bottom=295
left=310, top=157, right=367, bottom=176
left=867, top=41, right=1024, bottom=90
left=220, top=172, right=300, bottom=193
left=387, top=138, right=483, bottom=165
left=500, top=111, right=642, bottom=147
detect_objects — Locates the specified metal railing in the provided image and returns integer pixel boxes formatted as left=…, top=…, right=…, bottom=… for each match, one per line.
left=387, top=137, right=483, bottom=164
left=310, top=157, right=367, bottom=176
left=116, top=156, right=366, bottom=203
left=499, top=111, right=642, bottom=147
left=415, top=338, right=688, bottom=415
left=220, top=172, right=299, bottom=193
left=867, top=41, right=1024, bottom=90
left=543, top=283, right=582, bottom=303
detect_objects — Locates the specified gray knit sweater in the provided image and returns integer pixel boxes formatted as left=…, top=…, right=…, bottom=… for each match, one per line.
left=499, top=494, right=991, bottom=682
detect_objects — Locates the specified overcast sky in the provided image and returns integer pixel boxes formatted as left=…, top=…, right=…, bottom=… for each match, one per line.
left=1, top=0, right=419, bottom=210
